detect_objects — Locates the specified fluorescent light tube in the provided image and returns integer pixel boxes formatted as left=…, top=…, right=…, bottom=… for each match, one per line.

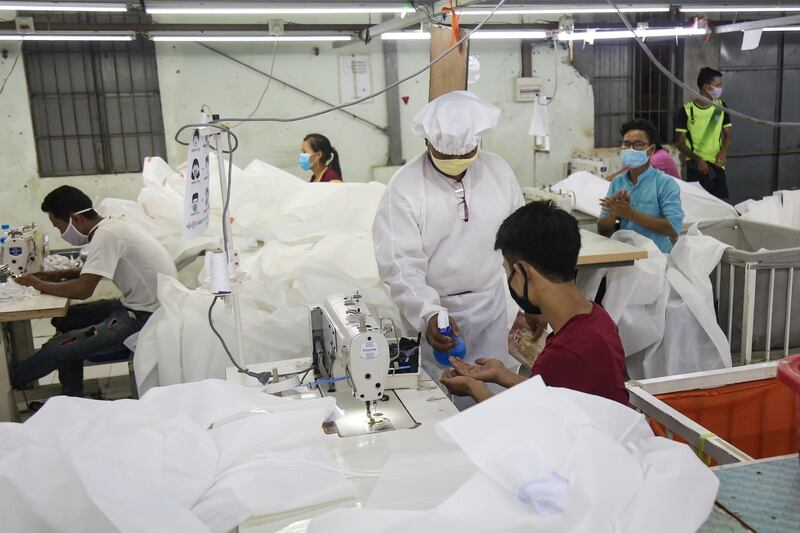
left=0, top=2, right=127, bottom=12
left=150, top=33, right=352, bottom=42
left=145, top=4, right=414, bottom=15
left=382, top=30, right=546, bottom=40
left=680, top=6, right=800, bottom=12
left=558, top=27, right=707, bottom=41
left=0, top=31, right=134, bottom=41
left=469, top=30, right=548, bottom=39
left=459, top=5, right=670, bottom=15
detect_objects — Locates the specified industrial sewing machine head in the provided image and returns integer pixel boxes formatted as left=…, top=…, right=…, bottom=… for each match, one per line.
left=310, top=293, right=421, bottom=437
left=2, top=224, right=48, bottom=277
left=522, top=186, right=577, bottom=213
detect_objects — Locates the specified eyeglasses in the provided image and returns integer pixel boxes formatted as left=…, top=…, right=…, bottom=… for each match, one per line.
left=455, top=185, right=469, bottom=222
left=621, top=141, right=651, bottom=150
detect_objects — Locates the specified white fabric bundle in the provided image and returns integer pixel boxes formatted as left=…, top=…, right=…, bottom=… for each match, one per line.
left=736, top=189, right=800, bottom=229
left=42, top=254, right=82, bottom=272
left=0, top=379, right=353, bottom=533
left=307, top=377, right=718, bottom=533
left=578, top=230, right=732, bottom=379
left=0, top=281, right=40, bottom=301
left=103, top=156, right=406, bottom=394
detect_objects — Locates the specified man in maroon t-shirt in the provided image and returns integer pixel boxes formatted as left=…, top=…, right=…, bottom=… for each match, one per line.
left=441, top=201, right=628, bottom=406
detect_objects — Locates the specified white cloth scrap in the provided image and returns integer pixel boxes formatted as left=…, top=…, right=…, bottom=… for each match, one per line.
left=0, top=281, right=40, bottom=301
left=0, top=380, right=353, bottom=533
left=307, top=377, right=718, bottom=533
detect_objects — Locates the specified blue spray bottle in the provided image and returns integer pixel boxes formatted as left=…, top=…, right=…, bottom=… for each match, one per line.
left=432, top=310, right=467, bottom=366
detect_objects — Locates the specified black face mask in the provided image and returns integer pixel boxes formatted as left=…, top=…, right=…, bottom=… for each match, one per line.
left=508, top=266, right=542, bottom=315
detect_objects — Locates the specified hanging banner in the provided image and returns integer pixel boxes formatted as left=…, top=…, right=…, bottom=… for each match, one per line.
left=183, top=128, right=210, bottom=240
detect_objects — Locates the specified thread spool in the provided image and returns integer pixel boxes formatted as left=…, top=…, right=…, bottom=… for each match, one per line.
left=209, top=249, right=231, bottom=294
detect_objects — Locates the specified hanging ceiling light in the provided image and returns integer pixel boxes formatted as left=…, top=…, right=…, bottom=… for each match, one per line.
left=0, top=1, right=127, bottom=12
left=558, top=26, right=708, bottom=41
left=458, top=4, right=670, bottom=15
left=680, top=5, right=800, bottom=12
left=148, top=32, right=353, bottom=42
left=0, top=30, right=134, bottom=40
left=145, top=3, right=414, bottom=15
left=381, top=29, right=547, bottom=40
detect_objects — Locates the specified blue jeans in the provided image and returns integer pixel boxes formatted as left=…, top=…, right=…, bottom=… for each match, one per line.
left=11, top=299, right=150, bottom=397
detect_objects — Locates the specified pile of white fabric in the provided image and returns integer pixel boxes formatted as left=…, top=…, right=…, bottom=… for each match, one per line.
left=97, top=156, right=405, bottom=395
left=735, top=189, right=800, bottom=229
left=306, top=376, right=718, bottom=533
left=0, top=281, right=40, bottom=301
left=554, top=171, right=739, bottom=227
left=42, top=254, right=82, bottom=272
left=0, top=379, right=354, bottom=533
left=579, top=229, right=732, bottom=379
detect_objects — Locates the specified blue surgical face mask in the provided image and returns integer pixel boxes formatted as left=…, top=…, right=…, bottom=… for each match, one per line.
left=621, top=148, right=650, bottom=169
left=298, top=153, right=313, bottom=171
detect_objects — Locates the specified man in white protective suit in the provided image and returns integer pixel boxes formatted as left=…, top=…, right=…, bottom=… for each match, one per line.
left=373, top=91, right=525, bottom=408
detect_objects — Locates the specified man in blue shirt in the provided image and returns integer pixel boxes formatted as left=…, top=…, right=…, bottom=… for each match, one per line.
left=598, top=119, right=685, bottom=253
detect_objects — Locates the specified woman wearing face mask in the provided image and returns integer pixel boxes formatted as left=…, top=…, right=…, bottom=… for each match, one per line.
left=597, top=118, right=685, bottom=254
left=372, top=91, right=525, bottom=410
left=299, top=133, right=343, bottom=183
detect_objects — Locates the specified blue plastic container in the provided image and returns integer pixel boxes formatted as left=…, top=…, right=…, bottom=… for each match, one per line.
left=433, top=326, right=467, bottom=366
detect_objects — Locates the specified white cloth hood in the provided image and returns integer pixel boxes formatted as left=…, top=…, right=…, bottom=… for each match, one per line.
left=412, top=91, right=500, bottom=156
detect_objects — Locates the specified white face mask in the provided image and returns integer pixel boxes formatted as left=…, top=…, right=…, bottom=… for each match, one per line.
left=61, top=207, right=93, bottom=246
left=708, top=86, right=723, bottom=99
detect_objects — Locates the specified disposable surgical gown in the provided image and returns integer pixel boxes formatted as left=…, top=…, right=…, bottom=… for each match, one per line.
left=373, top=151, right=524, bottom=381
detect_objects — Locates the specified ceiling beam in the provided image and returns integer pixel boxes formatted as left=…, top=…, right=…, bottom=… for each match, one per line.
left=712, top=14, right=800, bottom=34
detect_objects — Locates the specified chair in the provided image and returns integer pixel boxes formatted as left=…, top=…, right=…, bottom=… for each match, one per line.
left=85, top=349, right=138, bottom=399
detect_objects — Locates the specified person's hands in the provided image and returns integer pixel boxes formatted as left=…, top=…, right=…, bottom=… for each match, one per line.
left=449, top=356, right=507, bottom=384
left=715, top=151, right=727, bottom=168
left=13, top=274, right=42, bottom=290
left=600, top=191, right=632, bottom=219
left=441, top=369, right=492, bottom=402
left=696, top=158, right=710, bottom=176
left=426, top=314, right=460, bottom=353
left=524, top=313, right=548, bottom=341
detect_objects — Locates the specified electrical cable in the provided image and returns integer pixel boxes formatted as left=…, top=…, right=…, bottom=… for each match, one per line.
left=0, top=42, right=22, bottom=96
left=209, top=0, right=509, bottom=125
left=231, top=40, right=279, bottom=129
left=606, top=0, right=800, bottom=128
left=208, top=295, right=272, bottom=385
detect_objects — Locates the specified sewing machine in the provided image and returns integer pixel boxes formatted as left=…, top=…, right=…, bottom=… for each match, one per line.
left=522, top=186, right=577, bottom=213
left=309, top=293, right=422, bottom=437
left=2, top=224, right=48, bottom=277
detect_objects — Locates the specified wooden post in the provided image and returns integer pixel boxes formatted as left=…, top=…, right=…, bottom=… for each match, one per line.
left=428, top=26, right=468, bottom=101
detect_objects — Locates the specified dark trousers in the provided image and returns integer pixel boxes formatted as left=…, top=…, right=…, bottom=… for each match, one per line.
left=686, top=159, right=729, bottom=200
left=11, top=299, right=150, bottom=397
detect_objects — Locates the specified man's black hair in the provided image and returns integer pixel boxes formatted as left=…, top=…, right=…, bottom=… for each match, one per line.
left=41, top=185, right=98, bottom=222
left=620, top=118, right=659, bottom=147
left=697, top=67, right=722, bottom=90
left=494, top=201, right=581, bottom=283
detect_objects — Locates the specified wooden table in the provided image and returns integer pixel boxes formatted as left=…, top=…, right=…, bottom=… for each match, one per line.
left=577, top=229, right=648, bottom=269
left=0, top=293, right=69, bottom=421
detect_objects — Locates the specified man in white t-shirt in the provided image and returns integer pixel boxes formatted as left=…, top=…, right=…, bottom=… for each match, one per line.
left=12, top=185, right=177, bottom=397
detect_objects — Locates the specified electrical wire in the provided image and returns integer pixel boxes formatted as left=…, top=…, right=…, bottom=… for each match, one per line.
left=606, top=0, right=800, bottom=128
left=210, top=0, right=509, bottom=125
left=208, top=295, right=272, bottom=385
left=231, top=40, right=279, bottom=129
left=0, top=43, right=22, bottom=96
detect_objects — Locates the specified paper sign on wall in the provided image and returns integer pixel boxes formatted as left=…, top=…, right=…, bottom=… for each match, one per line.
left=339, top=54, right=372, bottom=103
left=183, top=129, right=210, bottom=240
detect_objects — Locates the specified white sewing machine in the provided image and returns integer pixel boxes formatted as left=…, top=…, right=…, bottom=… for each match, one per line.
left=522, top=186, right=577, bottom=213
left=569, top=155, right=610, bottom=178
left=310, top=293, right=422, bottom=436
left=2, top=224, right=48, bottom=277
